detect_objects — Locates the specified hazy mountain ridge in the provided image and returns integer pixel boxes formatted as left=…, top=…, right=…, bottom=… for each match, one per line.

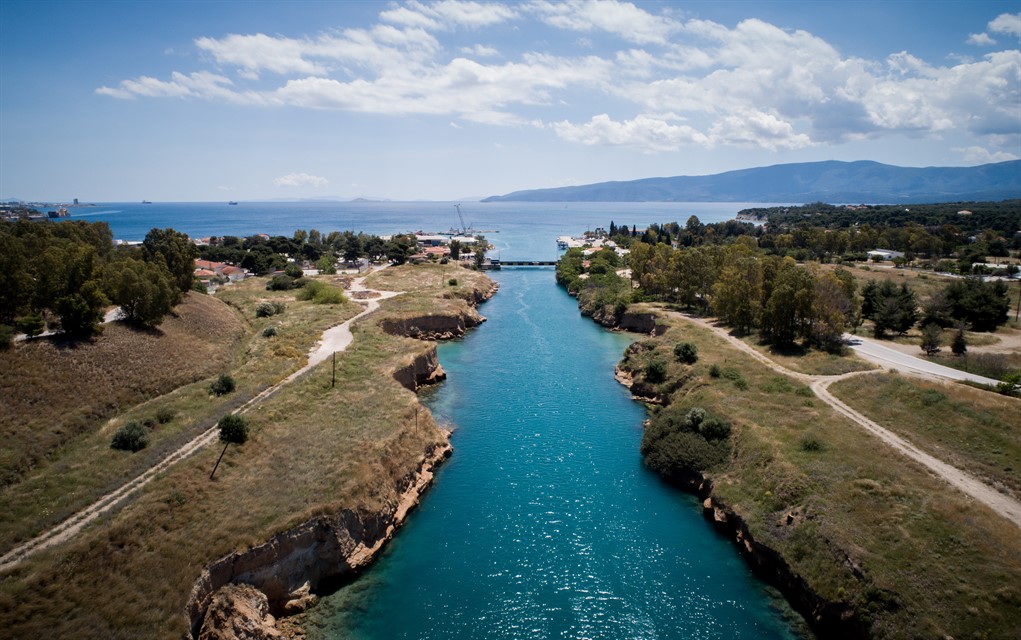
left=482, top=160, right=1021, bottom=203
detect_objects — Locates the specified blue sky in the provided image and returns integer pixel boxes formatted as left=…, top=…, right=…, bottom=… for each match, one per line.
left=1, top=0, right=1019, bottom=202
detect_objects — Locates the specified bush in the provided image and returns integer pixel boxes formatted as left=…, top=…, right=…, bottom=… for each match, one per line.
left=297, top=280, right=347, bottom=305
left=255, top=301, right=286, bottom=318
left=284, top=263, right=304, bottom=279
left=155, top=408, right=176, bottom=424
left=267, top=275, right=294, bottom=291
left=800, top=434, right=824, bottom=452
left=0, top=325, right=15, bottom=350
left=673, top=342, right=698, bottom=364
left=111, top=421, right=149, bottom=452
left=15, top=313, right=45, bottom=337
left=709, top=363, right=721, bottom=378
left=210, top=373, right=236, bottom=396
left=192, top=280, right=208, bottom=294
left=645, top=360, right=667, bottom=384
left=262, top=326, right=277, bottom=337
left=218, top=414, right=249, bottom=444
left=699, top=416, right=732, bottom=440
left=448, top=278, right=458, bottom=286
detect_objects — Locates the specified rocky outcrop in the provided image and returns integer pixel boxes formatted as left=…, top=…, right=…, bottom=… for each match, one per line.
left=700, top=491, right=867, bottom=638
left=198, top=584, right=282, bottom=640
left=583, top=304, right=667, bottom=336
left=187, top=442, right=452, bottom=639
left=380, top=309, right=486, bottom=340
left=392, top=346, right=447, bottom=392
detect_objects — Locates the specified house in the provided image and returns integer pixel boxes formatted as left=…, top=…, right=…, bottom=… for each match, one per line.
left=867, top=249, right=904, bottom=261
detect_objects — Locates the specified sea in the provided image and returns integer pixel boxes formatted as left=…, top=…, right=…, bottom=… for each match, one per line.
left=65, top=200, right=761, bottom=260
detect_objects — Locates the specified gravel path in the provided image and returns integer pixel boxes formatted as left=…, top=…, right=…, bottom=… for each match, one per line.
left=667, top=311, right=1021, bottom=530
left=0, top=275, right=401, bottom=571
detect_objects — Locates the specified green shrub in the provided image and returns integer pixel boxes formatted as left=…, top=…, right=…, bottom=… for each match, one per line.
left=192, top=280, right=208, bottom=294
left=0, top=325, right=15, bottom=350
left=709, top=363, right=721, bottom=378
left=733, top=377, right=748, bottom=391
left=218, top=414, right=249, bottom=444
left=255, top=301, right=286, bottom=318
left=284, top=263, right=304, bottom=279
left=155, top=408, right=176, bottom=424
left=645, top=360, right=667, bottom=384
left=15, top=313, right=45, bottom=337
left=210, top=373, right=236, bottom=396
left=297, top=280, right=347, bottom=304
left=800, top=434, right=824, bottom=452
left=673, top=342, right=698, bottom=364
left=699, top=416, right=732, bottom=440
left=267, top=275, right=294, bottom=291
left=111, top=421, right=149, bottom=452
left=448, top=278, right=458, bottom=286
left=262, top=326, right=277, bottom=337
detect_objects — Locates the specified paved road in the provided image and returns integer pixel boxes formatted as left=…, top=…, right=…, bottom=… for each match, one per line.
left=844, top=334, right=1002, bottom=387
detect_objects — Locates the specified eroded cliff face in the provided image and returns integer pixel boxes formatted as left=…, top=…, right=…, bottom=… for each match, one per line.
left=392, top=345, right=447, bottom=392
left=188, top=442, right=452, bottom=639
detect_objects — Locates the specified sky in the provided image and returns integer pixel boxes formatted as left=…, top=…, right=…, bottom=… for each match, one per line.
left=1, top=0, right=1019, bottom=202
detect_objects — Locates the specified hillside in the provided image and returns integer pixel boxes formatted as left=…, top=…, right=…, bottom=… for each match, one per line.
left=482, top=159, right=1021, bottom=203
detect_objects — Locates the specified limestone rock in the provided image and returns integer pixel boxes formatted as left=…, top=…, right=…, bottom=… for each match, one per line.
left=198, top=584, right=282, bottom=640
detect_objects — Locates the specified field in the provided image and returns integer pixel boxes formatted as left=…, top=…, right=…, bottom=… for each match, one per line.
left=624, top=312, right=1021, bottom=639
left=0, top=263, right=493, bottom=639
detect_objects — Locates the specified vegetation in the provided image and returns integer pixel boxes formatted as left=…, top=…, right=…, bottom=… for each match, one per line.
left=110, top=421, right=149, bottom=452
left=616, top=315, right=1021, bottom=639
left=0, top=260, right=493, bottom=638
left=209, top=373, right=236, bottom=396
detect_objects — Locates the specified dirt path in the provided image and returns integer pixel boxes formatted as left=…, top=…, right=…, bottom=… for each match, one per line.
left=0, top=275, right=401, bottom=572
left=667, top=311, right=1021, bottom=530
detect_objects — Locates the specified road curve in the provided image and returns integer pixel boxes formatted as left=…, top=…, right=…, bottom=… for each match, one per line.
left=667, top=311, right=1021, bottom=530
left=844, top=334, right=1002, bottom=387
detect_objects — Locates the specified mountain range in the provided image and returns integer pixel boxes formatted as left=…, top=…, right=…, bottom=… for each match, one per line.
left=482, top=160, right=1021, bottom=204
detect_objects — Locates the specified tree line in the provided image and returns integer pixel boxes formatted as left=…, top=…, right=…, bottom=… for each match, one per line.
left=1, top=220, right=197, bottom=341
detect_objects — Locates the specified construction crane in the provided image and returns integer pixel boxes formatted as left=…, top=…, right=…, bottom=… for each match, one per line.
left=455, top=203, right=469, bottom=235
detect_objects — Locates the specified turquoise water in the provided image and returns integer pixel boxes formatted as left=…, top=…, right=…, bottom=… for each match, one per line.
left=311, top=268, right=803, bottom=639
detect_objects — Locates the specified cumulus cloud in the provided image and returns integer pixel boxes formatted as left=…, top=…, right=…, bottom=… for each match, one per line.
left=274, top=172, right=329, bottom=187
left=967, top=32, right=996, bottom=46
left=989, top=12, right=1021, bottom=36
left=955, top=146, right=1020, bottom=164
left=95, top=1, right=1021, bottom=155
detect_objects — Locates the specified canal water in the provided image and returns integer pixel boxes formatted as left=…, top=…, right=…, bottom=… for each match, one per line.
left=310, top=268, right=803, bottom=639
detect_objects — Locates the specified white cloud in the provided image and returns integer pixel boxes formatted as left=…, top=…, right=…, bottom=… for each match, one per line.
left=967, top=32, right=996, bottom=46
left=552, top=114, right=710, bottom=152
left=274, top=173, right=329, bottom=187
left=461, top=44, right=500, bottom=57
left=989, top=12, right=1021, bottom=36
left=95, top=3, right=1021, bottom=156
left=954, top=146, right=1019, bottom=164
left=526, top=0, right=679, bottom=44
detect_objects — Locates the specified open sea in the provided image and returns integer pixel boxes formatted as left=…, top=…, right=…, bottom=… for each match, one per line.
left=66, top=200, right=761, bottom=260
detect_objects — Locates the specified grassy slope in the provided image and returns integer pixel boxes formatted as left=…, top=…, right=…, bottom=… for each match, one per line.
left=628, top=316, right=1021, bottom=639
left=0, top=264, right=493, bottom=639
left=0, top=293, right=246, bottom=488
left=830, top=373, right=1021, bottom=497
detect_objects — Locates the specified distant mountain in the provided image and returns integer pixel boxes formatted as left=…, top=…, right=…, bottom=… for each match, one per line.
left=482, top=160, right=1021, bottom=204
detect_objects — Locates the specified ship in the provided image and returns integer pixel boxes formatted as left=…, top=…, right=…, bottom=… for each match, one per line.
left=228, top=201, right=238, bottom=205
left=141, top=200, right=152, bottom=204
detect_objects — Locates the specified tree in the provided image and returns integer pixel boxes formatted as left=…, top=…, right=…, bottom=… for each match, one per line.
left=211, top=413, right=249, bottom=479
left=104, top=257, right=176, bottom=327
left=711, top=251, right=762, bottom=334
left=673, top=342, right=698, bottom=364
left=316, top=253, right=337, bottom=274
left=49, top=245, right=108, bottom=337
left=142, top=228, right=198, bottom=298
left=951, top=325, right=968, bottom=356
left=342, top=232, right=362, bottom=263
left=760, top=259, right=814, bottom=347
left=111, top=421, right=149, bottom=452
left=943, top=277, right=1010, bottom=332
left=473, top=245, right=486, bottom=269
left=920, top=323, right=942, bottom=355
left=449, top=239, right=461, bottom=260
left=210, top=373, right=236, bottom=396
left=385, top=234, right=417, bottom=265
left=811, top=271, right=853, bottom=351
left=0, top=233, right=33, bottom=324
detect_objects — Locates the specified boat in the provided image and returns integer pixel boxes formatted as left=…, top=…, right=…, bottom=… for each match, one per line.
left=228, top=201, right=238, bottom=205
left=141, top=200, right=152, bottom=204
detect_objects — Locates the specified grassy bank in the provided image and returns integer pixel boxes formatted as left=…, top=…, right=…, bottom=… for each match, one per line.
left=0, top=263, right=494, bottom=639
left=619, top=314, right=1021, bottom=638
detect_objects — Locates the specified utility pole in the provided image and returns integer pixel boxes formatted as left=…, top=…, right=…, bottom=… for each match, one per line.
left=332, top=351, right=336, bottom=388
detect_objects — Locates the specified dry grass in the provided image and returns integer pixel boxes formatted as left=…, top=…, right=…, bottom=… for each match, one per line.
left=0, top=265, right=495, bottom=639
left=0, top=293, right=246, bottom=488
left=634, top=317, right=1021, bottom=638
left=830, top=373, right=1021, bottom=496
left=737, top=335, right=877, bottom=376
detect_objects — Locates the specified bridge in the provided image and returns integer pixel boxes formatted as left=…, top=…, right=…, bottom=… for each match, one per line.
left=482, top=259, right=557, bottom=269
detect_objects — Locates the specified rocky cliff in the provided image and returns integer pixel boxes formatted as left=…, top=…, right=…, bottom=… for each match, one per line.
left=187, top=441, right=452, bottom=638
